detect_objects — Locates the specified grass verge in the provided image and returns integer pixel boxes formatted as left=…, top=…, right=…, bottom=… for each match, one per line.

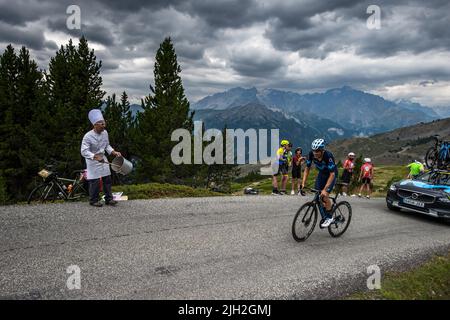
left=112, top=183, right=225, bottom=200
left=232, top=165, right=409, bottom=197
left=346, top=252, right=450, bottom=300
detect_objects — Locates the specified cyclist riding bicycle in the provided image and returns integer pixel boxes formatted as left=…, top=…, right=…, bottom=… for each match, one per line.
left=301, top=138, right=338, bottom=228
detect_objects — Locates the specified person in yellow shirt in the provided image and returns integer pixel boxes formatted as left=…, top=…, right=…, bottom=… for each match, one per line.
left=407, top=160, right=425, bottom=179
left=272, top=140, right=292, bottom=195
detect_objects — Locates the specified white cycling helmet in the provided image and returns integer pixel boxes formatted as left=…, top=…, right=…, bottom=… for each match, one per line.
left=364, top=158, right=371, bottom=163
left=348, top=152, right=355, bottom=157
left=311, top=138, right=326, bottom=151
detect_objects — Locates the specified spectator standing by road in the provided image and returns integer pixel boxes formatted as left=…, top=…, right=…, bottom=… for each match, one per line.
left=407, top=160, right=425, bottom=179
left=81, top=109, right=122, bottom=207
left=340, top=152, right=355, bottom=196
left=291, top=147, right=306, bottom=195
left=358, top=158, right=374, bottom=199
left=272, top=140, right=291, bottom=195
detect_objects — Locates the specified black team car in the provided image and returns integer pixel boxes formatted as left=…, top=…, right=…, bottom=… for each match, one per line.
left=386, top=169, right=450, bottom=221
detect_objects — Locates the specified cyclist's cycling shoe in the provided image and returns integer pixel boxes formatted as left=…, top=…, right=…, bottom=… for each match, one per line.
left=298, top=190, right=306, bottom=196
left=105, top=200, right=118, bottom=206
left=90, top=201, right=103, bottom=207
left=320, top=217, right=335, bottom=228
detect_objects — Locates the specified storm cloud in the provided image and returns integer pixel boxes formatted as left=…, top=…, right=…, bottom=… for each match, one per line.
left=0, top=0, right=449, bottom=107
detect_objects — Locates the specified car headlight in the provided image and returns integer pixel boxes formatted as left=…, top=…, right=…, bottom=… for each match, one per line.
left=438, top=196, right=450, bottom=203
left=389, top=184, right=397, bottom=191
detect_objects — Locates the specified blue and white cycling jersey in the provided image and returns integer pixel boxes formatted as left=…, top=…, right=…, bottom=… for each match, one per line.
left=306, top=150, right=338, bottom=175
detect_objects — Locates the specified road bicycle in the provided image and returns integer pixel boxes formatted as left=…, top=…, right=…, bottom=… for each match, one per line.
left=425, top=135, right=450, bottom=170
left=27, top=165, right=88, bottom=204
left=292, top=184, right=352, bottom=241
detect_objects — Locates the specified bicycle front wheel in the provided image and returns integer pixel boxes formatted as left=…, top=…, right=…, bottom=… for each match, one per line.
left=328, top=201, right=352, bottom=237
left=292, top=202, right=317, bottom=242
left=27, top=183, right=55, bottom=204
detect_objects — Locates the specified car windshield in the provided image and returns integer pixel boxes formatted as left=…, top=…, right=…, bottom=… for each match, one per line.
left=415, top=171, right=450, bottom=186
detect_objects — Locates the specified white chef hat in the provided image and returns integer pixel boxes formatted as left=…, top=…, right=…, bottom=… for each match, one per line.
left=88, top=109, right=104, bottom=125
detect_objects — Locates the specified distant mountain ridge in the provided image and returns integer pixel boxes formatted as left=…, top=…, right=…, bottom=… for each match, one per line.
left=328, top=117, right=450, bottom=165
left=193, top=102, right=357, bottom=151
left=192, top=86, right=440, bottom=135
left=127, top=87, right=447, bottom=158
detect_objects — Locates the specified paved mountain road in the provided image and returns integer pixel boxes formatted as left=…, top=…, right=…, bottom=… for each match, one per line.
left=0, top=196, right=449, bottom=299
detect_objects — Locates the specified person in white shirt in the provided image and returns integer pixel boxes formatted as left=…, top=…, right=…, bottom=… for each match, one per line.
left=81, top=109, right=122, bottom=207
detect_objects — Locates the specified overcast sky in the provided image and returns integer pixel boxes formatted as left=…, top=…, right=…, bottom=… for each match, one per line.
left=1, top=0, right=449, bottom=107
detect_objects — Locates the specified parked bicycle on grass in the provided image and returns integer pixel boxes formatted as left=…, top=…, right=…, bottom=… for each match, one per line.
left=27, top=165, right=88, bottom=204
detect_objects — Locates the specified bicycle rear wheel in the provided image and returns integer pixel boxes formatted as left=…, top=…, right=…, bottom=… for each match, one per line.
left=68, top=182, right=88, bottom=200
left=292, top=202, right=317, bottom=242
left=328, top=201, right=352, bottom=237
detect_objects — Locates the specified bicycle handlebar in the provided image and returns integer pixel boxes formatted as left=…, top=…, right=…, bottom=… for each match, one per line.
left=302, top=187, right=320, bottom=193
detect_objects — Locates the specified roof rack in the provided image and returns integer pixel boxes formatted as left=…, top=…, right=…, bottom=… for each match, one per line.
left=430, top=168, right=450, bottom=174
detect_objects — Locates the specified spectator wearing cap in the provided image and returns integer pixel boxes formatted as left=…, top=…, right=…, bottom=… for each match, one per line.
left=358, top=158, right=374, bottom=199
left=272, top=139, right=291, bottom=195
left=291, top=147, right=306, bottom=195
left=340, top=152, right=355, bottom=196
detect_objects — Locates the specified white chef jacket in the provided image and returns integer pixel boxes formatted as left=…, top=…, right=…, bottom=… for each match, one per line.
left=80, top=129, right=114, bottom=180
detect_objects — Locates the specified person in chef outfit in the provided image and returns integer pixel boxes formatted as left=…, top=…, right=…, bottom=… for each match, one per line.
left=81, top=109, right=122, bottom=207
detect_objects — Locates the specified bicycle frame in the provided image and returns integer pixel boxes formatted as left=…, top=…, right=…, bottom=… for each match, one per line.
left=439, top=142, right=449, bottom=161
left=311, top=189, right=338, bottom=221
left=43, top=171, right=86, bottom=200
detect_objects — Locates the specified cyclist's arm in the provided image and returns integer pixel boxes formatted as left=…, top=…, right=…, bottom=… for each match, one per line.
left=302, top=167, right=310, bottom=188
left=323, top=153, right=336, bottom=192
left=302, top=154, right=313, bottom=188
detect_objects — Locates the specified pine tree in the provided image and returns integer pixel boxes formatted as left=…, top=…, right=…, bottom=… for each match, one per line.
left=133, top=37, right=194, bottom=182
left=0, top=45, right=44, bottom=199
left=46, top=36, right=105, bottom=174
left=203, top=125, right=240, bottom=192
left=103, top=91, right=133, bottom=158
left=0, top=45, right=17, bottom=200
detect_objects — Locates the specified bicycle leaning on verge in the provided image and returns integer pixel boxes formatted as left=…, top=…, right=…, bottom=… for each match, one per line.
left=292, top=183, right=352, bottom=241
left=27, top=165, right=88, bottom=204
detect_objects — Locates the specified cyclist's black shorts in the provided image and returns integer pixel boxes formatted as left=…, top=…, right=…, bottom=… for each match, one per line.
left=292, top=166, right=301, bottom=179
left=341, top=170, right=352, bottom=184
left=274, top=163, right=289, bottom=176
left=315, top=172, right=336, bottom=193
left=361, top=177, right=371, bottom=184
